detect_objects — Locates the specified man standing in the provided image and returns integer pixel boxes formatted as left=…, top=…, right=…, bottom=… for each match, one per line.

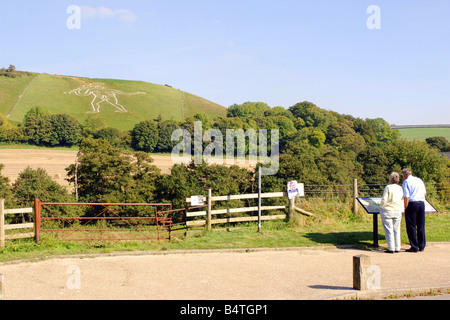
left=402, top=169, right=427, bottom=252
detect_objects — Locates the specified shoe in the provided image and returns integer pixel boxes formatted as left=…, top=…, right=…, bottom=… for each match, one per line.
left=385, top=250, right=394, bottom=254
left=406, top=248, right=418, bottom=253
left=419, top=248, right=425, bottom=252
left=394, top=251, right=400, bottom=253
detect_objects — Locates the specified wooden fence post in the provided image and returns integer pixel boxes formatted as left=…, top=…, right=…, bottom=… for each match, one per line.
left=353, top=179, right=358, bottom=215
left=0, top=199, right=5, bottom=249
left=34, top=198, right=41, bottom=244
left=288, top=198, right=295, bottom=223
left=207, top=189, right=212, bottom=232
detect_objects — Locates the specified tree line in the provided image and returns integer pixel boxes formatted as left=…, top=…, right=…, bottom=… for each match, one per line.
left=0, top=65, right=33, bottom=78
left=1, top=101, right=449, bottom=214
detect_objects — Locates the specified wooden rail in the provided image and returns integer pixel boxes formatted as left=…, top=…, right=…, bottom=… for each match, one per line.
left=186, top=191, right=289, bottom=229
left=0, top=199, right=34, bottom=249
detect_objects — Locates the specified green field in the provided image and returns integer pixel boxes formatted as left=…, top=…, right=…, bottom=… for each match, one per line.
left=0, top=73, right=227, bottom=131
left=398, top=128, right=450, bottom=141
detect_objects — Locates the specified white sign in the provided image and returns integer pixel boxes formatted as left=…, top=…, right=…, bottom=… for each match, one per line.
left=287, top=181, right=304, bottom=200
left=191, top=195, right=205, bottom=206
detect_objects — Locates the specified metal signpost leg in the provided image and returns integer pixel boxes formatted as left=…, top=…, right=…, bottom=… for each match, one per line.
left=258, top=167, right=262, bottom=233
left=372, top=213, right=379, bottom=248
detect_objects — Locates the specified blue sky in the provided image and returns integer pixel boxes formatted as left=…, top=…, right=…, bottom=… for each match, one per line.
left=1, top=0, right=449, bottom=125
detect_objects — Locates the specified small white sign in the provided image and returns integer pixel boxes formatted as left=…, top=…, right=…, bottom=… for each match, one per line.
left=287, top=181, right=305, bottom=199
left=191, top=195, right=205, bottom=206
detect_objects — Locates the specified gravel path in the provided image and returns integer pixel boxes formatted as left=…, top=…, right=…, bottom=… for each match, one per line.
left=1, top=243, right=449, bottom=300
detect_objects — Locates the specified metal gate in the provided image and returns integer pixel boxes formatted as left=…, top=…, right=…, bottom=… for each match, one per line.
left=34, top=199, right=184, bottom=243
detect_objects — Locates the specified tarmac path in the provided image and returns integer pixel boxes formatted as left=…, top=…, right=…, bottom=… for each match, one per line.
left=1, top=242, right=449, bottom=300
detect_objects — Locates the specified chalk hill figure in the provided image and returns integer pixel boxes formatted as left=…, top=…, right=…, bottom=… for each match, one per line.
left=66, top=83, right=146, bottom=113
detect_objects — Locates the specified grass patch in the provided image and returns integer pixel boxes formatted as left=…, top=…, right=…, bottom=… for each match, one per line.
left=398, top=128, right=450, bottom=141
left=1, top=211, right=448, bottom=263
left=0, top=143, right=79, bottom=151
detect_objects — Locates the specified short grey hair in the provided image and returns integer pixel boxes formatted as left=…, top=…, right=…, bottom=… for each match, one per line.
left=402, top=168, right=412, bottom=177
left=389, top=172, right=400, bottom=184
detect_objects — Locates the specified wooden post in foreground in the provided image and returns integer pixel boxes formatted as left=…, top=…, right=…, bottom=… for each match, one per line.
left=353, top=254, right=371, bottom=291
left=0, top=274, right=4, bottom=300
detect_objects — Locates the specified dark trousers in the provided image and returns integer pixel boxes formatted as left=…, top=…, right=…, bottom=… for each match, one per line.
left=405, top=201, right=426, bottom=251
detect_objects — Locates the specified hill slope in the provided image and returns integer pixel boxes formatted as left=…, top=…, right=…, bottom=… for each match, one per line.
left=0, top=73, right=227, bottom=130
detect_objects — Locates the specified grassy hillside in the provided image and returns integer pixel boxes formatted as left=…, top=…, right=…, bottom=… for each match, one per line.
left=0, top=73, right=38, bottom=116
left=1, top=73, right=227, bottom=131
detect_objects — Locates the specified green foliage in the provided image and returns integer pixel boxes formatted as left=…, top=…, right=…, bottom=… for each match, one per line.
left=0, top=65, right=33, bottom=78
left=357, top=145, right=390, bottom=185
left=156, top=120, right=180, bottom=152
left=1, top=98, right=448, bottom=215
left=23, top=108, right=82, bottom=147
left=227, top=102, right=271, bottom=118
left=94, top=127, right=127, bottom=148
left=12, top=167, right=74, bottom=206
left=387, top=139, right=449, bottom=183
left=131, top=120, right=159, bottom=153
left=66, top=138, right=161, bottom=205
left=157, top=162, right=254, bottom=209
left=11, top=167, right=81, bottom=222
left=0, top=163, right=13, bottom=206
left=268, top=141, right=324, bottom=188
left=0, top=113, right=24, bottom=143
left=67, top=138, right=133, bottom=203
left=426, top=136, right=450, bottom=152
left=289, top=101, right=335, bottom=132
left=316, top=146, right=362, bottom=185
left=326, top=119, right=366, bottom=156
left=288, top=127, right=326, bottom=149
left=366, top=118, right=401, bottom=144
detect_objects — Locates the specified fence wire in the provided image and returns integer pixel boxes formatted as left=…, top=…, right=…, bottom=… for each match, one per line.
left=302, top=182, right=450, bottom=202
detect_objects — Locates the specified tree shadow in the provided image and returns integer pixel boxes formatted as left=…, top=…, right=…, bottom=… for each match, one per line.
left=305, top=231, right=382, bottom=247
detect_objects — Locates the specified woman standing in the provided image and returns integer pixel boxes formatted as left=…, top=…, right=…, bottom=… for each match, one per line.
left=380, top=172, right=404, bottom=253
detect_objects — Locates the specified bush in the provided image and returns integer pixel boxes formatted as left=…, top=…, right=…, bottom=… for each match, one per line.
left=131, top=120, right=159, bottom=153
left=24, top=109, right=82, bottom=147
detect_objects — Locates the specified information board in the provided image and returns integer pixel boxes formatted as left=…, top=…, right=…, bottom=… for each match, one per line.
left=357, top=197, right=438, bottom=214
left=287, top=181, right=305, bottom=200
left=190, top=195, right=205, bottom=206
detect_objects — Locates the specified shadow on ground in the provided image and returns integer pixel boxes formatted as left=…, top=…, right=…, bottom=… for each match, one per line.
left=305, top=231, right=382, bottom=247
left=308, top=285, right=354, bottom=291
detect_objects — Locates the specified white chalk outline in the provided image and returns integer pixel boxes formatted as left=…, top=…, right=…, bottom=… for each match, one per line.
left=66, top=83, right=145, bottom=113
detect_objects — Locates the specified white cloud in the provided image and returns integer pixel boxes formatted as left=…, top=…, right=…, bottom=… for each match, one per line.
left=81, top=6, right=137, bottom=22
left=116, top=9, right=138, bottom=22
left=97, top=7, right=115, bottom=19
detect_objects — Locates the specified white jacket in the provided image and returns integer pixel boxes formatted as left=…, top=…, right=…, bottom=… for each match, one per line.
left=380, top=184, right=404, bottom=218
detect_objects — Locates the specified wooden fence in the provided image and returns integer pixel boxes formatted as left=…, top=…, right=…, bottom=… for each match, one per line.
left=185, top=190, right=290, bottom=230
left=0, top=199, right=34, bottom=249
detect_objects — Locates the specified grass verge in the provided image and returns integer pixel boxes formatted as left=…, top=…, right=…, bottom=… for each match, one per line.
left=1, top=212, right=448, bottom=263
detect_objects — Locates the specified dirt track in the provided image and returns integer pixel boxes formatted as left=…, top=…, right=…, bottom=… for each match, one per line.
left=0, top=149, right=254, bottom=186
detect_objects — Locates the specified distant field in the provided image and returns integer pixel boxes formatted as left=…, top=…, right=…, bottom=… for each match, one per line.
left=397, top=127, right=450, bottom=141
left=0, top=149, right=253, bottom=186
